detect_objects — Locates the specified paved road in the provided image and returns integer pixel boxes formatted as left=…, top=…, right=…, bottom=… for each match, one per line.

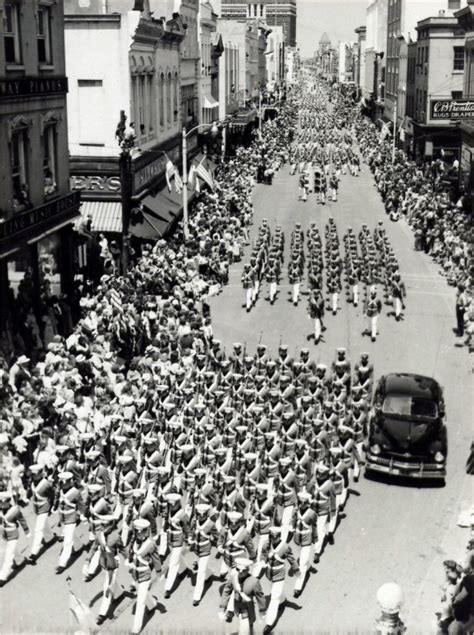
left=1, top=160, right=472, bottom=635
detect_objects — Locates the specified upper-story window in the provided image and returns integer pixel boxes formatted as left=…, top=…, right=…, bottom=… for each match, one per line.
left=11, top=129, right=30, bottom=211
left=37, top=5, right=53, bottom=65
left=43, top=125, right=58, bottom=197
left=4, top=3, right=22, bottom=65
left=453, top=46, right=464, bottom=71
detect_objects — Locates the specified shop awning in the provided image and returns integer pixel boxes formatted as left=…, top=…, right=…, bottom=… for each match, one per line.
left=142, top=190, right=181, bottom=224
left=129, top=210, right=169, bottom=240
left=232, top=107, right=258, bottom=126
left=203, top=94, right=219, bottom=109
left=80, top=201, right=122, bottom=233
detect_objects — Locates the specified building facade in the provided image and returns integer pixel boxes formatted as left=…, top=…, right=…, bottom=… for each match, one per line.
left=220, top=0, right=296, bottom=46
left=354, top=26, right=367, bottom=94
left=65, top=0, right=187, bottom=247
left=411, top=15, right=466, bottom=162
left=199, top=1, right=221, bottom=125
left=364, top=0, right=388, bottom=119
left=265, top=25, right=285, bottom=87
left=0, top=0, right=81, bottom=339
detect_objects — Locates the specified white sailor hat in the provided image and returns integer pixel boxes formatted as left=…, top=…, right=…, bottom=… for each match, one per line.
left=279, top=457, right=292, bottom=466
left=59, top=471, right=73, bottom=481
left=86, top=449, right=101, bottom=460
left=132, top=488, right=146, bottom=498
left=297, top=491, right=312, bottom=502
left=29, top=464, right=44, bottom=473
left=244, top=452, right=257, bottom=462
left=118, top=455, right=134, bottom=464
left=227, top=511, right=243, bottom=523
left=235, top=557, right=253, bottom=570
left=133, top=518, right=150, bottom=531
left=316, top=363, right=327, bottom=371
left=336, top=347, right=346, bottom=354
left=195, top=503, right=211, bottom=515
left=165, top=493, right=181, bottom=504
left=269, top=526, right=282, bottom=534
left=157, top=466, right=171, bottom=476
left=87, top=483, right=103, bottom=494
left=315, top=463, right=330, bottom=474
left=0, top=491, right=12, bottom=502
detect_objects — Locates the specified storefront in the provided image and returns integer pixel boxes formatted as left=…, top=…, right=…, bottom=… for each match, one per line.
left=0, top=191, right=81, bottom=353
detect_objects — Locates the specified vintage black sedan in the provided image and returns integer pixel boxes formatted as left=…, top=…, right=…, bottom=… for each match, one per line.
left=365, top=373, right=447, bottom=481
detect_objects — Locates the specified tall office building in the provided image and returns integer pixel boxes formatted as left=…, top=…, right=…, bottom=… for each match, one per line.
left=221, top=0, right=297, bottom=46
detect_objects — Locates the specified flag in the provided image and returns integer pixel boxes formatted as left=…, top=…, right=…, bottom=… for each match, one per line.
left=188, top=165, right=198, bottom=192
left=174, top=170, right=183, bottom=193
left=110, top=288, right=122, bottom=313
left=381, top=123, right=391, bottom=140
left=68, top=582, right=95, bottom=633
left=165, top=160, right=175, bottom=192
left=195, top=161, right=215, bottom=191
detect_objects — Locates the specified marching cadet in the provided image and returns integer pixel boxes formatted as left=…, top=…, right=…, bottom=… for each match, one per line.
left=27, top=464, right=55, bottom=564
left=188, top=502, right=218, bottom=606
left=0, top=491, right=30, bottom=585
left=276, top=456, right=298, bottom=542
left=218, top=511, right=256, bottom=580
left=260, top=526, right=299, bottom=633
left=91, top=507, right=123, bottom=626
left=329, top=173, right=339, bottom=202
left=114, top=454, right=138, bottom=545
left=163, top=492, right=189, bottom=599
left=308, top=288, right=326, bottom=344
left=309, top=462, right=336, bottom=563
left=84, top=448, right=112, bottom=493
left=292, top=491, right=318, bottom=598
left=126, top=518, right=161, bottom=635
left=218, top=557, right=267, bottom=633
left=288, top=256, right=302, bottom=306
left=242, top=264, right=255, bottom=312
left=391, top=272, right=406, bottom=321
left=230, top=342, right=245, bottom=374
left=326, top=268, right=340, bottom=316
left=54, top=471, right=82, bottom=574
left=247, top=483, right=274, bottom=577
left=126, top=489, right=158, bottom=540
left=364, top=288, right=382, bottom=342
left=83, top=483, right=113, bottom=580
left=265, top=258, right=279, bottom=305
left=353, top=352, right=374, bottom=397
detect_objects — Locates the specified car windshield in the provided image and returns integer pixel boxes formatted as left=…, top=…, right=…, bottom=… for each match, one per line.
left=382, top=395, right=438, bottom=419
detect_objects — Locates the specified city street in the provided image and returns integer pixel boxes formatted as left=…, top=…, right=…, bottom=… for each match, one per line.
left=1, top=155, right=471, bottom=634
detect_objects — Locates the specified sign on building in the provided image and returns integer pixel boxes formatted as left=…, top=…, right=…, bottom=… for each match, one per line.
left=430, top=99, right=474, bottom=120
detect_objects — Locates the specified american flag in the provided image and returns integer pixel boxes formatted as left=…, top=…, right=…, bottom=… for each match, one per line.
left=110, top=287, right=123, bottom=313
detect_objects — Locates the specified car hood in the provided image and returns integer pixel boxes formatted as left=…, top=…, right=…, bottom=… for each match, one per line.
left=380, top=416, right=436, bottom=451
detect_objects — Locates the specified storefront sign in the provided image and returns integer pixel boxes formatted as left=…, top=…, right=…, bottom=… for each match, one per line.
left=70, top=175, right=121, bottom=194
left=133, top=145, right=181, bottom=195
left=0, top=76, right=69, bottom=99
left=0, top=191, right=81, bottom=244
left=430, top=99, right=474, bottom=120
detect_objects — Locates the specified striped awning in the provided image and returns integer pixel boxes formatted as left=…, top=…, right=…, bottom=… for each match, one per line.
left=80, top=201, right=122, bottom=233
left=203, top=93, right=219, bottom=109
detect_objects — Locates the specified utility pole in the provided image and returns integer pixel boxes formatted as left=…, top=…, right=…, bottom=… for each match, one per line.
left=115, top=110, right=135, bottom=275
left=392, top=97, right=398, bottom=164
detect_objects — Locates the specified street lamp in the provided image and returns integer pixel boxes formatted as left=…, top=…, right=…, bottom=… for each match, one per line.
left=375, top=583, right=406, bottom=635
left=181, top=120, right=222, bottom=242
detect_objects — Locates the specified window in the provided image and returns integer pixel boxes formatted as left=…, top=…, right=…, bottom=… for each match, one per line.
left=159, top=73, right=165, bottom=128
left=4, top=3, right=21, bottom=64
left=147, top=75, right=154, bottom=132
left=173, top=73, right=178, bottom=122
left=167, top=73, right=172, bottom=125
left=453, top=47, right=464, bottom=71
left=139, top=75, right=146, bottom=136
left=42, top=125, right=57, bottom=196
left=78, top=79, right=102, bottom=87
left=448, top=0, right=461, bottom=9
left=451, top=91, right=463, bottom=100
left=37, top=5, right=52, bottom=64
left=11, top=130, right=29, bottom=210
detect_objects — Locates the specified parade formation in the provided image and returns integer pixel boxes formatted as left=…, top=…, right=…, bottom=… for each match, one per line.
left=0, top=73, right=472, bottom=635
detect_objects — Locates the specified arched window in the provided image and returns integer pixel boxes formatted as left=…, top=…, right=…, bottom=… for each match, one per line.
left=167, top=72, right=172, bottom=125
left=173, top=72, right=178, bottom=122
left=159, top=72, right=165, bottom=128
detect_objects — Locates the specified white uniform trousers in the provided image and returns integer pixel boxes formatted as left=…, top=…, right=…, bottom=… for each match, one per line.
left=292, top=283, right=300, bottom=304
left=85, top=546, right=101, bottom=577
left=269, top=282, right=277, bottom=302
left=253, top=534, right=269, bottom=577
left=193, top=555, right=209, bottom=602
left=118, top=503, right=130, bottom=546
left=314, top=318, right=322, bottom=342
left=252, top=280, right=260, bottom=303
left=328, top=509, right=338, bottom=535
left=239, top=613, right=251, bottom=635
left=314, top=515, right=328, bottom=556
left=0, top=538, right=18, bottom=581
left=281, top=505, right=294, bottom=543
left=131, top=578, right=156, bottom=635
left=331, top=188, right=337, bottom=202
left=332, top=292, right=338, bottom=314
left=58, top=523, right=76, bottom=568
left=352, top=284, right=359, bottom=306
left=98, top=569, right=121, bottom=617
left=165, top=545, right=183, bottom=592
left=265, top=579, right=285, bottom=626
left=367, top=315, right=378, bottom=339
left=295, top=544, right=313, bottom=591
left=246, top=288, right=253, bottom=310
left=394, top=297, right=402, bottom=318
left=31, top=512, right=53, bottom=556
left=290, top=163, right=296, bottom=175
left=158, top=529, right=168, bottom=557
left=301, top=188, right=307, bottom=202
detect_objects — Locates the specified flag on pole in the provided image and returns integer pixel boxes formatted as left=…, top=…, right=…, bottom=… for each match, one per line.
left=174, top=170, right=183, bottom=193
left=165, top=160, right=175, bottom=192
left=195, top=161, right=215, bottom=191
left=110, top=288, right=123, bottom=313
